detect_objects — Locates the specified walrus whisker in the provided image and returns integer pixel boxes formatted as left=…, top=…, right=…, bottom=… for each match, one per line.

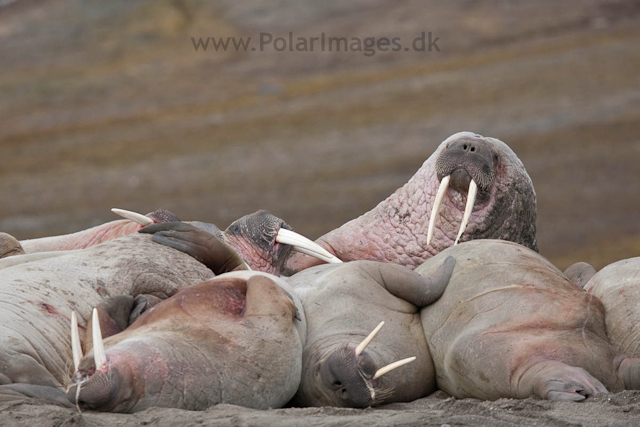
left=373, top=356, right=416, bottom=379
left=427, top=175, right=450, bottom=246
left=355, top=321, right=384, bottom=356
left=111, top=208, right=154, bottom=226
left=70, top=311, right=83, bottom=371
left=454, top=179, right=478, bottom=245
left=276, top=229, right=343, bottom=264
left=92, top=308, right=108, bottom=370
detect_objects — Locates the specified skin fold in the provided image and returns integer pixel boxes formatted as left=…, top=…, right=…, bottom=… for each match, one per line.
left=286, top=132, right=537, bottom=274
left=417, top=240, right=640, bottom=401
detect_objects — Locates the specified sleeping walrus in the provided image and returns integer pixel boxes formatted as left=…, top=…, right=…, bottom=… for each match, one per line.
left=66, top=270, right=305, bottom=412
left=9, top=208, right=332, bottom=275
left=288, top=257, right=455, bottom=408
left=286, top=132, right=537, bottom=273
left=417, top=240, right=640, bottom=401
left=0, top=213, right=331, bottom=405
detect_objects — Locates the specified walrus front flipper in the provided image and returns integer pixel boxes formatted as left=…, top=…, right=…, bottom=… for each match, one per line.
left=140, top=222, right=248, bottom=274
left=523, top=360, right=608, bottom=401
left=360, top=256, right=455, bottom=307
left=564, top=262, right=597, bottom=289
left=0, top=384, right=74, bottom=408
left=0, top=232, right=25, bottom=259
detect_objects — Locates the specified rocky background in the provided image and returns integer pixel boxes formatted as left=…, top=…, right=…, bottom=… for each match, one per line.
left=1, top=0, right=639, bottom=270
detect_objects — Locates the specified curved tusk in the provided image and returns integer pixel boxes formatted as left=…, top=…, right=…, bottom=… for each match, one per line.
left=454, top=179, right=478, bottom=245
left=427, top=175, right=450, bottom=246
left=276, top=229, right=343, bottom=264
left=92, top=308, right=108, bottom=370
left=373, top=356, right=417, bottom=380
left=70, top=311, right=83, bottom=371
left=111, top=208, right=154, bottom=226
left=355, top=321, right=384, bottom=356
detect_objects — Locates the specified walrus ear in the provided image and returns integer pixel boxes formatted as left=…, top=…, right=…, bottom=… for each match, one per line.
left=83, top=296, right=135, bottom=354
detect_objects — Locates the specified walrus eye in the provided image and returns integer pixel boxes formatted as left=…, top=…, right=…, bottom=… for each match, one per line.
left=333, top=380, right=342, bottom=387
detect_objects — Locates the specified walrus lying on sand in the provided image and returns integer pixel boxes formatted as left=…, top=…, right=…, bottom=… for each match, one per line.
left=288, top=257, right=455, bottom=408
left=66, top=270, right=305, bottom=412
left=286, top=132, right=538, bottom=274
left=7, top=208, right=339, bottom=275
left=417, top=240, right=640, bottom=401
left=144, top=221, right=456, bottom=408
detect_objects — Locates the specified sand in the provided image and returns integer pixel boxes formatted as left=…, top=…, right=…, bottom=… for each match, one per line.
left=2, top=390, right=640, bottom=427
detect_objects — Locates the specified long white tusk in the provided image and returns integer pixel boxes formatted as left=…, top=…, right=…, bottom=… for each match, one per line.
left=276, top=229, right=343, bottom=264
left=71, top=311, right=83, bottom=371
left=373, top=356, right=417, bottom=380
left=355, top=321, right=384, bottom=356
left=454, top=179, right=478, bottom=245
left=91, top=308, right=108, bottom=370
left=111, top=208, right=154, bottom=226
left=427, top=175, right=450, bottom=246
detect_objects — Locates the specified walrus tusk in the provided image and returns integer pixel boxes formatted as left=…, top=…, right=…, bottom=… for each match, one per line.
left=372, top=356, right=417, bottom=380
left=70, top=311, right=83, bottom=371
left=111, top=208, right=154, bottom=226
left=426, top=175, right=450, bottom=246
left=454, top=179, right=478, bottom=245
left=92, top=308, right=108, bottom=370
left=276, top=229, right=343, bottom=264
left=355, top=321, right=385, bottom=356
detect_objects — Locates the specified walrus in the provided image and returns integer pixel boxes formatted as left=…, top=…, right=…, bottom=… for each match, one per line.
left=65, top=270, right=305, bottom=412
left=417, top=240, right=640, bottom=401
left=0, top=213, right=330, bottom=405
left=4, top=209, right=335, bottom=275
left=288, top=257, right=455, bottom=408
left=583, top=258, right=640, bottom=366
left=16, top=208, right=181, bottom=254
left=286, top=132, right=537, bottom=273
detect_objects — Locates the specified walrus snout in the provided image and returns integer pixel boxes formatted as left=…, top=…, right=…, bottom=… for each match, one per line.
left=427, top=134, right=499, bottom=247
left=225, top=210, right=294, bottom=272
left=67, top=365, right=129, bottom=412
left=436, top=136, right=496, bottom=191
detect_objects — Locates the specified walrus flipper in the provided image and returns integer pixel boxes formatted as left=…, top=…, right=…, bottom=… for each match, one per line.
left=0, top=384, right=74, bottom=408
left=564, top=262, right=597, bottom=288
left=359, top=256, right=455, bottom=307
left=0, top=232, right=25, bottom=259
left=617, top=358, right=640, bottom=390
left=140, top=222, right=248, bottom=274
left=523, top=361, right=608, bottom=401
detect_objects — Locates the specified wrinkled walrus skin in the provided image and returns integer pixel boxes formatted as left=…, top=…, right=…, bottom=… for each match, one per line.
left=584, top=258, right=640, bottom=365
left=417, top=240, right=640, bottom=401
left=67, top=271, right=306, bottom=413
left=288, top=258, right=455, bottom=408
left=286, top=132, right=537, bottom=273
left=0, top=234, right=213, bottom=394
